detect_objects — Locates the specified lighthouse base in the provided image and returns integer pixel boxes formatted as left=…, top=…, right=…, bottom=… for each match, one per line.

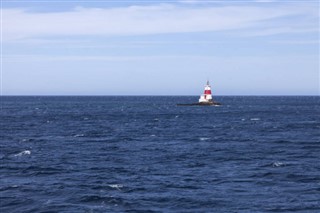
left=177, top=102, right=221, bottom=106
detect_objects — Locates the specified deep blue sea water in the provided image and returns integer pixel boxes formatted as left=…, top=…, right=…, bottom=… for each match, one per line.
left=1, top=96, right=320, bottom=212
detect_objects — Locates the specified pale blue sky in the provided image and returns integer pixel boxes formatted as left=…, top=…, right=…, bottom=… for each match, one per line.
left=1, top=0, right=319, bottom=95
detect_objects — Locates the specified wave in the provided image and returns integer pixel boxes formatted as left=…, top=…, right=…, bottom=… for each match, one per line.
left=250, top=118, right=261, bottom=121
left=108, top=184, right=123, bottom=191
left=14, top=150, right=31, bottom=157
left=272, top=161, right=286, bottom=167
left=73, top=134, right=85, bottom=137
left=199, top=137, right=210, bottom=141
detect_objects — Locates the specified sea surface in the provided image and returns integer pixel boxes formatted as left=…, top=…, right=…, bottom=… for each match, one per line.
left=1, top=96, right=320, bottom=212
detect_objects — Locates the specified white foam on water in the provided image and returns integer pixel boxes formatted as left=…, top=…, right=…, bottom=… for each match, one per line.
left=250, top=118, right=260, bottom=121
left=150, top=135, right=156, bottom=137
left=74, top=134, right=85, bottom=137
left=272, top=162, right=286, bottom=167
left=200, top=137, right=210, bottom=141
left=14, top=150, right=31, bottom=157
left=108, top=184, right=123, bottom=191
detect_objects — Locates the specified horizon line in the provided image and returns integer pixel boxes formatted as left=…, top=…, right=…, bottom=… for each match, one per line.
left=1, top=94, right=319, bottom=97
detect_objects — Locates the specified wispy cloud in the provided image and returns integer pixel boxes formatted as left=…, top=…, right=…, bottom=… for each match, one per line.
left=269, top=39, right=320, bottom=45
left=240, top=27, right=319, bottom=37
left=2, top=54, right=196, bottom=63
left=2, top=3, right=317, bottom=41
left=177, top=0, right=208, bottom=4
left=254, top=0, right=277, bottom=2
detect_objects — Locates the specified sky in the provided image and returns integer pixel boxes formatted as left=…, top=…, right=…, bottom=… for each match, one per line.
left=1, top=0, right=319, bottom=95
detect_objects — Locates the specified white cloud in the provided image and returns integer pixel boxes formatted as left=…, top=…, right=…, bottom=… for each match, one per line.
left=240, top=27, right=319, bottom=37
left=269, top=39, right=320, bottom=45
left=177, top=0, right=207, bottom=4
left=2, top=3, right=317, bottom=41
left=2, top=54, right=222, bottom=63
left=2, top=54, right=164, bottom=62
left=254, top=0, right=277, bottom=2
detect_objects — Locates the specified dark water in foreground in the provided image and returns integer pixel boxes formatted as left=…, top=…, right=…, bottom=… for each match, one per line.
left=1, top=96, right=320, bottom=212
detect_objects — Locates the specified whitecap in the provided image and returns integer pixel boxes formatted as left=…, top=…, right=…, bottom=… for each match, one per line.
left=272, top=162, right=285, bottom=167
left=150, top=135, right=156, bottom=137
left=199, top=137, right=210, bottom=141
left=250, top=118, right=260, bottom=121
left=108, top=184, right=123, bottom=190
left=14, top=150, right=31, bottom=157
left=74, top=134, right=84, bottom=137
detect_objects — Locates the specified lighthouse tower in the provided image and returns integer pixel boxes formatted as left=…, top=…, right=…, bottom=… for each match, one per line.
left=199, top=80, right=213, bottom=103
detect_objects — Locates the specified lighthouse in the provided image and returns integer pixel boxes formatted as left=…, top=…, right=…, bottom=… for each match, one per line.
left=199, top=80, right=213, bottom=103
left=177, top=80, right=221, bottom=106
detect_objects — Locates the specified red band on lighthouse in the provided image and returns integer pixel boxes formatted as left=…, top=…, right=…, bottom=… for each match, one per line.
left=204, top=90, right=211, bottom=95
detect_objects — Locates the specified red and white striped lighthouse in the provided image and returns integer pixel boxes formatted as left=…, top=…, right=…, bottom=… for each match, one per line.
left=176, top=80, right=221, bottom=106
left=199, top=80, right=213, bottom=103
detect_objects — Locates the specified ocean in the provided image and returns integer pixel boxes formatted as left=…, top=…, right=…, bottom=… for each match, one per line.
left=1, top=96, right=319, bottom=212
